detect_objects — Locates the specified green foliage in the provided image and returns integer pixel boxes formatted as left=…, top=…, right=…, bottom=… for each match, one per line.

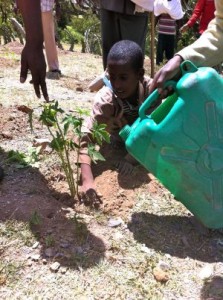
left=0, top=1, right=24, bottom=44
left=60, top=11, right=101, bottom=54
left=7, top=150, right=26, bottom=165
left=39, top=101, right=110, bottom=199
left=6, top=147, right=41, bottom=169
left=29, top=211, right=42, bottom=226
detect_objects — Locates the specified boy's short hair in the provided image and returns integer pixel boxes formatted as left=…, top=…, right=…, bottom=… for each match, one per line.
left=107, top=40, right=144, bottom=71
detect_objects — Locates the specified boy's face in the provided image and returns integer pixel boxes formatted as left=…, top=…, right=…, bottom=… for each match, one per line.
left=107, top=60, right=143, bottom=100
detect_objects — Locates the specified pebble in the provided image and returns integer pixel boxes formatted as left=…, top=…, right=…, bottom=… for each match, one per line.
left=31, top=254, right=40, bottom=262
left=60, top=242, right=70, bottom=249
left=60, top=267, right=67, bottom=274
left=45, top=248, right=55, bottom=258
left=153, top=266, right=169, bottom=282
left=32, top=242, right=39, bottom=249
left=50, top=262, right=60, bottom=272
left=108, top=218, right=124, bottom=227
left=198, top=264, right=214, bottom=280
left=157, top=261, right=170, bottom=271
left=75, top=246, right=83, bottom=254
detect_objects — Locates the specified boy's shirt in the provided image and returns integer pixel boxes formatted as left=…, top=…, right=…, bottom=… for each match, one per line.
left=157, top=14, right=177, bottom=35
left=79, top=76, right=160, bottom=165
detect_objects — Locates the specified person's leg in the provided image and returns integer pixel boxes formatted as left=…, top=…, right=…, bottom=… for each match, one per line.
left=165, top=34, right=175, bottom=61
left=118, top=13, right=148, bottom=56
left=41, top=10, right=60, bottom=73
left=100, top=8, right=120, bottom=70
left=156, top=34, right=164, bottom=65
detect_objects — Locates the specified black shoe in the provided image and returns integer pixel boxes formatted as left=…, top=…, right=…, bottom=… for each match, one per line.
left=0, top=166, right=4, bottom=181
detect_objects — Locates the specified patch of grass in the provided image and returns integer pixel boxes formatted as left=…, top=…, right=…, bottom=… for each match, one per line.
left=44, top=235, right=55, bottom=247
left=0, top=260, right=24, bottom=288
left=29, top=211, right=42, bottom=227
left=0, top=220, right=36, bottom=247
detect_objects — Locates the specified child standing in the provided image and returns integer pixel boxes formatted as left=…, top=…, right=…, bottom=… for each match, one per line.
left=79, top=40, right=161, bottom=206
left=156, top=13, right=177, bottom=66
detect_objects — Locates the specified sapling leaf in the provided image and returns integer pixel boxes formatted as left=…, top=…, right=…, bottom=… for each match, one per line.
left=69, top=140, right=80, bottom=150
left=92, top=122, right=110, bottom=145
left=50, top=135, right=66, bottom=151
left=75, top=107, right=90, bottom=117
left=88, top=144, right=105, bottom=163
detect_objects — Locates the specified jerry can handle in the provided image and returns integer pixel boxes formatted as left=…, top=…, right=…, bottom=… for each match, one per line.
left=180, top=60, right=198, bottom=75
left=139, top=80, right=176, bottom=119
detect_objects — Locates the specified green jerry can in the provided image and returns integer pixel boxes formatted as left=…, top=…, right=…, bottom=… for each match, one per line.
left=119, top=60, right=223, bottom=229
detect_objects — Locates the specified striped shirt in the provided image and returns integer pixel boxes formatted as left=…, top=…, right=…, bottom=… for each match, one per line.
left=41, top=0, right=55, bottom=12
left=157, top=14, right=176, bottom=35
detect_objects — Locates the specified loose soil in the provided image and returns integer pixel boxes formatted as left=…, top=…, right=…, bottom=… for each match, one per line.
left=1, top=42, right=223, bottom=300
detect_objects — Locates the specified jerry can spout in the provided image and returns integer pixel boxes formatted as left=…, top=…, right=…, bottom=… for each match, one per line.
left=119, top=125, right=131, bottom=141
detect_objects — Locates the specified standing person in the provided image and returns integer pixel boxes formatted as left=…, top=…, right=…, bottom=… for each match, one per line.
left=16, top=0, right=49, bottom=101
left=79, top=40, right=160, bottom=206
left=180, top=0, right=215, bottom=37
left=99, top=1, right=149, bottom=70
left=16, top=0, right=82, bottom=100
left=41, top=0, right=61, bottom=79
left=89, top=0, right=149, bottom=91
left=149, top=0, right=222, bottom=96
left=156, top=13, right=178, bottom=66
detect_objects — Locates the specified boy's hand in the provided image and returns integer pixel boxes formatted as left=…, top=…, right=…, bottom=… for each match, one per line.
left=20, top=45, right=49, bottom=102
left=79, top=186, right=103, bottom=209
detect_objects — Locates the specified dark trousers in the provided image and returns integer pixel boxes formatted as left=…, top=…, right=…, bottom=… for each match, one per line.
left=100, top=8, right=148, bottom=69
left=156, top=33, right=175, bottom=65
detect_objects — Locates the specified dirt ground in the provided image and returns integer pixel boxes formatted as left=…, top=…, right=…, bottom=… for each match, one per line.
left=1, top=42, right=223, bottom=300
left=0, top=41, right=155, bottom=221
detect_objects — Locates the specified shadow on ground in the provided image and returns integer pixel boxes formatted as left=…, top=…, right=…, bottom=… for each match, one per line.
left=200, top=276, right=223, bottom=299
left=0, top=149, right=105, bottom=270
left=128, top=212, right=223, bottom=263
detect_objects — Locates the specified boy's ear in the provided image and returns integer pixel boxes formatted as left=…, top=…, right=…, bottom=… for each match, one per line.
left=138, top=68, right=145, bottom=80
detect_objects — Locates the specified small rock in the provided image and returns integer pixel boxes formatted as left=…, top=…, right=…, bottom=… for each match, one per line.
left=42, top=259, right=47, bottom=265
left=27, top=260, right=32, bottom=267
left=45, top=248, right=55, bottom=258
left=33, top=138, right=50, bottom=150
left=0, top=274, right=7, bottom=285
left=55, top=252, right=65, bottom=258
left=153, top=266, right=169, bottom=282
left=76, top=86, right=83, bottom=92
left=8, top=113, right=16, bottom=120
left=75, top=246, right=83, bottom=254
left=32, top=242, right=39, bottom=249
left=140, top=245, right=152, bottom=254
left=31, top=254, right=40, bottom=262
left=108, top=218, right=123, bottom=227
left=157, top=261, right=170, bottom=271
left=1, top=131, right=13, bottom=139
left=60, top=241, right=70, bottom=249
left=60, top=267, right=67, bottom=274
left=50, top=262, right=60, bottom=272
left=198, top=264, right=214, bottom=280
left=17, top=105, right=33, bottom=114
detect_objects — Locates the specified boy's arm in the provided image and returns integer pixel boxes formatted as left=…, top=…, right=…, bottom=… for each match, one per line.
left=80, top=161, right=102, bottom=208
left=17, top=0, right=49, bottom=101
left=80, top=163, right=95, bottom=192
left=79, top=90, right=114, bottom=205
